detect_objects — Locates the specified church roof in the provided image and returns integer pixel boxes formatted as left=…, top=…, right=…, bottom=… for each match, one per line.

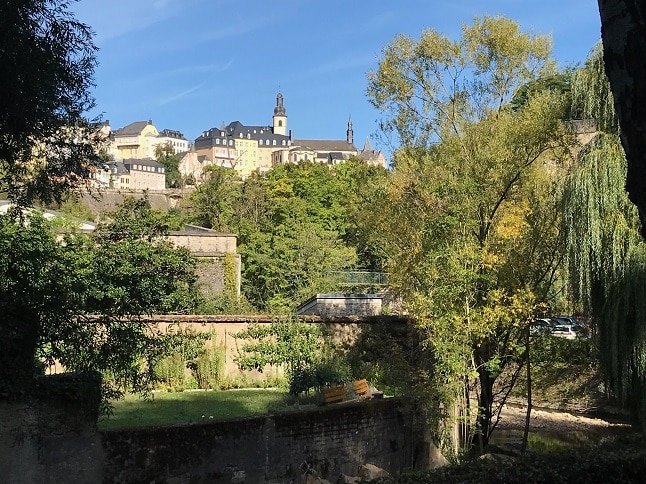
left=293, top=139, right=357, bottom=152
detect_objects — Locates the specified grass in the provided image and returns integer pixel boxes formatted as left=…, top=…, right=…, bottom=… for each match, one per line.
left=98, top=388, right=292, bottom=431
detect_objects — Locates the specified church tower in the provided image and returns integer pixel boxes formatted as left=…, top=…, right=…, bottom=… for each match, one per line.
left=346, top=116, right=353, bottom=145
left=272, top=92, right=287, bottom=136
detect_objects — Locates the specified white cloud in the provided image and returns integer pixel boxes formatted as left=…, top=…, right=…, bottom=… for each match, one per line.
left=156, top=82, right=206, bottom=106
left=72, top=0, right=184, bottom=44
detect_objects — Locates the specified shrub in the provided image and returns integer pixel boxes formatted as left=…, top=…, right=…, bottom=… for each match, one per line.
left=193, top=347, right=225, bottom=390
left=153, top=354, right=186, bottom=391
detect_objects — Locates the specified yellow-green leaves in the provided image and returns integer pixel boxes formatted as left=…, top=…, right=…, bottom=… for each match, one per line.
left=367, top=15, right=556, bottom=148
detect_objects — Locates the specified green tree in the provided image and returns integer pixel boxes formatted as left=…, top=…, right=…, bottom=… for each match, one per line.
left=190, top=165, right=240, bottom=232
left=0, top=0, right=102, bottom=206
left=368, top=16, right=574, bottom=451
left=234, top=163, right=359, bottom=312
left=155, top=142, right=182, bottom=188
left=0, top=198, right=201, bottom=400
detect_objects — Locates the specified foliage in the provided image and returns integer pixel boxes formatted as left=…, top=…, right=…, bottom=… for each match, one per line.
left=0, top=196, right=202, bottom=401
left=50, top=192, right=96, bottom=222
left=0, top=0, right=102, bottom=206
left=0, top=214, right=69, bottom=397
left=193, top=346, right=226, bottom=390
left=288, top=352, right=353, bottom=396
left=235, top=320, right=322, bottom=373
left=190, top=165, right=240, bottom=232
left=511, top=71, right=574, bottom=117
left=367, top=16, right=575, bottom=451
left=563, top=44, right=646, bottom=428
left=375, top=433, right=646, bottom=484
left=155, top=142, right=182, bottom=188
left=235, top=319, right=355, bottom=396
left=189, top=161, right=386, bottom=311
left=571, top=42, right=619, bottom=134
left=367, top=15, right=555, bottom=148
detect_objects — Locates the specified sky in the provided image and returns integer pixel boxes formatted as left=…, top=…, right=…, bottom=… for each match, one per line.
left=71, top=0, right=602, bottom=158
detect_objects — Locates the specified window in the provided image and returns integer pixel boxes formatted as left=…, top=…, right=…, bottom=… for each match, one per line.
left=273, top=139, right=276, bottom=146
left=259, top=139, right=263, bottom=146
left=278, top=120, right=283, bottom=127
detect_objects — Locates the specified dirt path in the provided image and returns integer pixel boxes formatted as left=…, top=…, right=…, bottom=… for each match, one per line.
left=497, top=404, right=631, bottom=433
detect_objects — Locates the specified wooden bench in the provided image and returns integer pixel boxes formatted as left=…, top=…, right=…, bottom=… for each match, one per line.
left=323, top=385, right=346, bottom=404
left=352, top=379, right=371, bottom=399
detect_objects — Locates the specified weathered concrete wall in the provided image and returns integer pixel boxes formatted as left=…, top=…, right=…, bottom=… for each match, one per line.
left=168, top=231, right=237, bottom=255
left=0, top=374, right=104, bottom=484
left=81, top=188, right=193, bottom=214
left=102, top=398, right=432, bottom=483
left=298, top=294, right=383, bottom=318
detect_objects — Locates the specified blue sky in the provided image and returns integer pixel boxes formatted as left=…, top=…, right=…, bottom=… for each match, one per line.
left=72, top=0, right=602, bottom=156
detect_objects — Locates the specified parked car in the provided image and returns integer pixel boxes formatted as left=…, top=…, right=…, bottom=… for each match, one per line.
left=552, top=316, right=591, bottom=338
left=530, top=318, right=554, bottom=335
left=551, top=324, right=577, bottom=340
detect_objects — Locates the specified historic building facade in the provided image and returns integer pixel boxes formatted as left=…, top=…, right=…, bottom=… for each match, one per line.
left=192, top=93, right=387, bottom=180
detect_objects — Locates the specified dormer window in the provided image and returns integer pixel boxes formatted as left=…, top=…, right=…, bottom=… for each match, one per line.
left=273, top=139, right=276, bottom=146
left=247, top=133, right=251, bottom=139
left=282, top=140, right=286, bottom=146
left=259, top=139, right=263, bottom=146
left=216, top=139, right=220, bottom=145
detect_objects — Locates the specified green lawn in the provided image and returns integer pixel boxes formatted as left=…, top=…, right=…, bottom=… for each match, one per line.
left=98, top=388, right=292, bottom=431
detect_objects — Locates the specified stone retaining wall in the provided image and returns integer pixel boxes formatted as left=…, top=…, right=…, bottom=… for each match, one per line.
left=102, top=398, right=433, bottom=483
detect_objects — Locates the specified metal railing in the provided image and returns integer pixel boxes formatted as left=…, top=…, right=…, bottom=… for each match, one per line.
left=328, top=271, right=388, bottom=286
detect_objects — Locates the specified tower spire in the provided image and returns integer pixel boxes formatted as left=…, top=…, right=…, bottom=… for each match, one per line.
left=273, top=91, right=287, bottom=135
left=346, top=115, right=353, bottom=144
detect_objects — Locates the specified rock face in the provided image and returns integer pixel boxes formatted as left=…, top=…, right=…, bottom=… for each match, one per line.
left=358, top=463, right=390, bottom=480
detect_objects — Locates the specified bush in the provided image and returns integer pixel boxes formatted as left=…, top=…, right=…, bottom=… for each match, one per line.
left=532, top=335, right=594, bottom=368
left=153, top=354, right=186, bottom=391
left=193, top=347, right=225, bottom=390
left=376, top=434, right=646, bottom=483
left=287, top=354, right=353, bottom=396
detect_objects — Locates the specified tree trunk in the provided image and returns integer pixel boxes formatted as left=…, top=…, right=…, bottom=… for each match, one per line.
left=597, top=0, right=646, bottom=236
left=476, top=368, right=494, bottom=452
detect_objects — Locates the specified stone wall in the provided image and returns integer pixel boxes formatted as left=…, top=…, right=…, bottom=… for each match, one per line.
left=297, top=294, right=383, bottom=318
left=102, top=398, right=433, bottom=483
left=0, top=374, right=104, bottom=484
left=81, top=188, right=190, bottom=213
left=144, top=315, right=407, bottom=380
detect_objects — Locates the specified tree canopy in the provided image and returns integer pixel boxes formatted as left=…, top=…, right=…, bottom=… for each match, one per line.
left=188, top=160, right=387, bottom=312
left=367, top=16, right=575, bottom=450
left=0, top=0, right=102, bottom=206
left=0, top=198, right=201, bottom=399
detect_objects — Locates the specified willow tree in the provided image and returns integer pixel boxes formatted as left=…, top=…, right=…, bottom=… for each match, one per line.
left=565, top=43, right=646, bottom=427
left=367, top=16, right=575, bottom=452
